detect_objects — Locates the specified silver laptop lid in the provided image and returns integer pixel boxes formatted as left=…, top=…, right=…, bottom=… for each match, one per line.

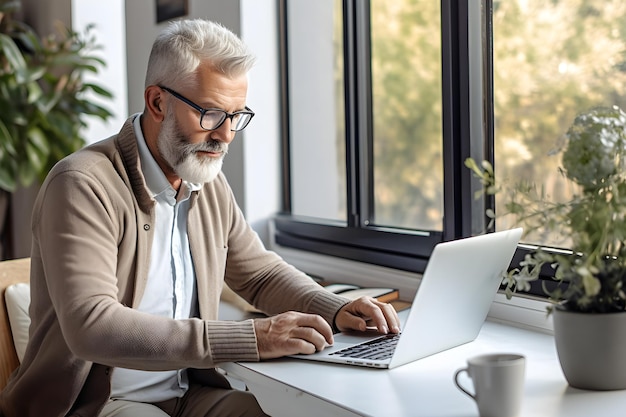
left=388, top=227, right=523, bottom=368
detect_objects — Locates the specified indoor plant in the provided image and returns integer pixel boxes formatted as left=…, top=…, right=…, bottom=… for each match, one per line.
left=0, top=1, right=112, bottom=258
left=466, top=105, right=626, bottom=390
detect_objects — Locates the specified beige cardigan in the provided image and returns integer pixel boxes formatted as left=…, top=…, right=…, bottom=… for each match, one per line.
left=0, top=117, right=348, bottom=417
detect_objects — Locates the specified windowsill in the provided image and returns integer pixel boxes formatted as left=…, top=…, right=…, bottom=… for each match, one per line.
left=489, top=292, right=553, bottom=334
left=270, top=237, right=554, bottom=334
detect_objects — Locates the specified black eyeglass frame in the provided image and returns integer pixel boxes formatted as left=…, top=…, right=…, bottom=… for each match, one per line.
left=159, top=85, right=255, bottom=132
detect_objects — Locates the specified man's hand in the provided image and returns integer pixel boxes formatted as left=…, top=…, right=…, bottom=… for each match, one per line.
left=335, top=296, right=401, bottom=335
left=253, top=311, right=334, bottom=360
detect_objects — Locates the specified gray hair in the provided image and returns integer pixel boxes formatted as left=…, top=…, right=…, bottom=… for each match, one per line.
left=144, top=19, right=256, bottom=89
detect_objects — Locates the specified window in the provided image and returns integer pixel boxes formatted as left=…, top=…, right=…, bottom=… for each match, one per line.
left=276, top=0, right=477, bottom=273
left=276, top=0, right=626, bottom=293
left=492, top=0, right=626, bottom=248
left=370, top=0, right=444, bottom=231
left=285, top=0, right=346, bottom=223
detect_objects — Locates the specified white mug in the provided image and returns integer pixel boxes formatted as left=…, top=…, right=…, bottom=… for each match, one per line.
left=454, top=353, right=526, bottom=417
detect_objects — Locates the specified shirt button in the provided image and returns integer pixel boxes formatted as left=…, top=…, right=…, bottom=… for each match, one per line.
left=144, top=224, right=150, bottom=231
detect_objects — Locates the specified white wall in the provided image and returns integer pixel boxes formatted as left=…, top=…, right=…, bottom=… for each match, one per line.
left=240, top=0, right=281, bottom=242
left=287, top=1, right=341, bottom=220
left=72, top=0, right=128, bottom=144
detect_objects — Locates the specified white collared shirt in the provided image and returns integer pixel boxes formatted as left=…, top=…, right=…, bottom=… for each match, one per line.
left=110, top=114, right=201, bottom=402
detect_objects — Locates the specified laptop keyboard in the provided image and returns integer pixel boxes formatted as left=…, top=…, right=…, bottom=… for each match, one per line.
left=328, top=333, right=401, bottom=361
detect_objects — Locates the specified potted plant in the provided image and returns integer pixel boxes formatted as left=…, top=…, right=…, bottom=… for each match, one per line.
left=466, top=105, right=626, bottom=390
left=0, top=1, right=113, bottom=258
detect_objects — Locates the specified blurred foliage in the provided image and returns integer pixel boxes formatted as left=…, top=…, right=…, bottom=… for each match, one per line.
left=0, top=0, right=113, bottom=192
left=370, top=0, right=443, bottom=230
left=466, top=106, right=626, bottom=313
left=492, top=0, right=626, bottom=242
left=366, top=0, right=626, bottom=235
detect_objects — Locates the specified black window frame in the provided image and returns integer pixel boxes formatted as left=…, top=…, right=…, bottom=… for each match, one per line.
left=275, top=0, right=552, bottom=297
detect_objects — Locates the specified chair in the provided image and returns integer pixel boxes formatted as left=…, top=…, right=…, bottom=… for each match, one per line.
left=0, top=258, right=30, bottom=390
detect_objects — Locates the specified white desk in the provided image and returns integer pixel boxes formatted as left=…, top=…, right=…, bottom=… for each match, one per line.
left=219, top=305, right=626, bottom=417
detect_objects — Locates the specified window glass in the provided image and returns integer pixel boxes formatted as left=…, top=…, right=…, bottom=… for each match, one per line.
left=287, top=0, right=346, bottom=222
left=493, top=0, right=626, bottom=245
left=370, top=0, right=444, bottom=230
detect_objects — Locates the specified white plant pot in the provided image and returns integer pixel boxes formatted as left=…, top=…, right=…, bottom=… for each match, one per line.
left=553, top=307, right=626, bottom=390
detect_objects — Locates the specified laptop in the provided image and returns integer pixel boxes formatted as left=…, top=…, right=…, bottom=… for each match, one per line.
left=291, top=228, right=523, bottom=369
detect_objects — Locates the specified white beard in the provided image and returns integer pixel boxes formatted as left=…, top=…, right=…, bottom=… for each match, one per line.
left=157, top=113, right=228, bottom=184
left=174, top=152, right=224, bottom=184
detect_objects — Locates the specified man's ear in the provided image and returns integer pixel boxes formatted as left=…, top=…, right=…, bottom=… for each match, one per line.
left=145, top=85, right=166, bottom=122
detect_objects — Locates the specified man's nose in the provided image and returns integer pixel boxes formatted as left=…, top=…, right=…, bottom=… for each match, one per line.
left=208, top=118, right=235, bottom=144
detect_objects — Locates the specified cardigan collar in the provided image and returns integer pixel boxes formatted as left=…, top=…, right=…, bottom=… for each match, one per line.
left=115, top=115, right=154, bottom=214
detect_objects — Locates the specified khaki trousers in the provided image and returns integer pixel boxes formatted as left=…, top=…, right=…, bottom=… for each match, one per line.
left=99, top=384, right=269, bottom=417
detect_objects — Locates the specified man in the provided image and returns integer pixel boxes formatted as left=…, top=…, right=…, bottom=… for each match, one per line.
left=0, top=19, right=400, bottom=417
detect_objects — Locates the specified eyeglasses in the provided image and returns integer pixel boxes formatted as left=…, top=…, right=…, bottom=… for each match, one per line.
left=159, top=85, right=255, bottom=132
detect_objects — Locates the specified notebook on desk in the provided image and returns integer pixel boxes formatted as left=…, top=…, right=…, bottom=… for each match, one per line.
left=290, top=228, right=523, bottom=369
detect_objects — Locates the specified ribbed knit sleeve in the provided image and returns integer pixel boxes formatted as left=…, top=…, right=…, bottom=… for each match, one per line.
left=307, top=291, right=351, bottom=329
left=207, top=319, right=259, bottom=363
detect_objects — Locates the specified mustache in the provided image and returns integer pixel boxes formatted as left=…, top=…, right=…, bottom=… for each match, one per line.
left=179, top=139, right=228, bottom=156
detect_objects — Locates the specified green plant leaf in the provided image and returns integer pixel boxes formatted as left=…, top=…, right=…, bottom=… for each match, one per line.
left=0, top=119, right=17, bottom=157
left=17, top=162, right=36, bottom=188
left=24, top=133, right=47, bottom=177
left=0, top=168, right=16, bottom=193
left=77, top=100, right=114, bottom=120
left=0, top=33, right=28, bottom=78
left=51, top=54, right=99, bottom=74
left=25, top=79, right=43, bottom=103
left=0, top=14, right=112, bottom=191
left=468, top=106, right=626, bottom=313
left=37, top=89, right=62, bottom=114
left=22, top=66, right=47, bottom=84
left=27, top=126, right=50, bottom=157
left=83, top=82, right=114, bottom=99
left=11, top=29, right=41, bottom=54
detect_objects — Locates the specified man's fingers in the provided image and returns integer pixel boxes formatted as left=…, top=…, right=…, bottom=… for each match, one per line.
left=290, top=325, right=332, bottom=352
left=293, top=312, right=334, bottom=344
left=378, top=301, right=401, bottom=333
left=253, top=312, right=334, bottom=359
left=335, top=296, right=401, bottom=334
